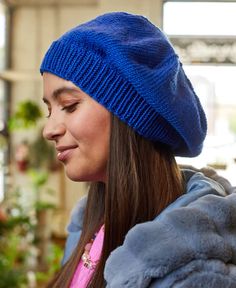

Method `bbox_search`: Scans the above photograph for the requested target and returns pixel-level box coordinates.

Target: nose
[43,117,66,141]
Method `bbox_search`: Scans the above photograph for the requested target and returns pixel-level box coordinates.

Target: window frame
[162,0,236,65]
[0,1,10,202]
[162,1,236,186]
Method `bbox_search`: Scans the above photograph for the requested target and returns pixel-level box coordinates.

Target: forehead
[43,72,75,91]
[43,72,82,101]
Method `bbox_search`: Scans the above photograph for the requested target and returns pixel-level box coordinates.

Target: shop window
[163,1,236,36]
[163,1,236,184]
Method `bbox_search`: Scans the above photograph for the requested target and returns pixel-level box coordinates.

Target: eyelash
[61,103,79,113]
[46,103,79,118]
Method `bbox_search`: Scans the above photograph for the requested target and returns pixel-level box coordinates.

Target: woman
[40,12,236,288]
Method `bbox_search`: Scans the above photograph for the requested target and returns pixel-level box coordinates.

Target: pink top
[70,225,105,288]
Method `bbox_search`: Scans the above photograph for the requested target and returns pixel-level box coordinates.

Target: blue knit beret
[40,12,207,157]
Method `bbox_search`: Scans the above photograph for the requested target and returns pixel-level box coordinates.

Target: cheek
[68,110,110,150]
[85,114,110,152]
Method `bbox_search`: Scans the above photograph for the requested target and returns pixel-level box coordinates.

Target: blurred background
[0,0,236,287]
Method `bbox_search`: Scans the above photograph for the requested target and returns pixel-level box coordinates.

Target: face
[42,73,110,183]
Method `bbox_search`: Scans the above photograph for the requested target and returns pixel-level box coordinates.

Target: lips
[56,145,77,162]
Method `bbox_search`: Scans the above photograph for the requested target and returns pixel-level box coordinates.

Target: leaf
[8,100,42,130]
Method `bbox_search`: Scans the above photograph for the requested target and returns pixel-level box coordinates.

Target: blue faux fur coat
[62,169,236,287]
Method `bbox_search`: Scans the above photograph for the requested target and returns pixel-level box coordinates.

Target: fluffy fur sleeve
[61,196,87,265]
[104,193,236,287]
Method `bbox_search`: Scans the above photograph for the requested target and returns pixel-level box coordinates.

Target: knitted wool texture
[40,12,207,157]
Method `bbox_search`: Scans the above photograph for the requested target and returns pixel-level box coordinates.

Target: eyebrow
[43,87,81,103]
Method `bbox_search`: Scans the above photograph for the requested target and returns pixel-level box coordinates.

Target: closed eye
[61,103,79,113]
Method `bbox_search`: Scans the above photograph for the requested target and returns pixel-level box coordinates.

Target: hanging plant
[8,100,42,130]
[29,132,60,171]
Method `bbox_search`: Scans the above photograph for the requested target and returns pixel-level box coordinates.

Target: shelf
[0,70,41,81]
[4,0,98,7]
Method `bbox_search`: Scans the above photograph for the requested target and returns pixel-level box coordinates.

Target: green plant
[8,100,42,130]
[2,99,63,287]
[0,202,32,288]
[29,133,58,171]
[0,232,28,287]
[35,243,63,286]
[0,184,63,288]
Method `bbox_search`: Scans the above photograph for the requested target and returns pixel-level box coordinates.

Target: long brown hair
[47,114,184,287]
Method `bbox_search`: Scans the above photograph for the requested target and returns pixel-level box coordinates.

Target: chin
[65,170,94,182]
[66,172,87,182]
[65,168,106,183]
